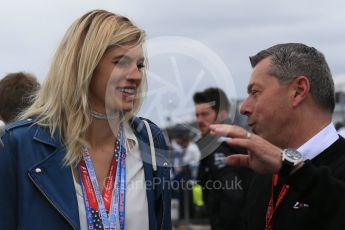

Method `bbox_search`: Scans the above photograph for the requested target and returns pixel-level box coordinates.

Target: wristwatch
[279,148,304,178]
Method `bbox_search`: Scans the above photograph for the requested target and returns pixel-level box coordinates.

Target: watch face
[285,148,302,160]
[283,148,303,164]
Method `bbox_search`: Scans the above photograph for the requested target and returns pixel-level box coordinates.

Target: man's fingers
[209,124,228,136]
[210,124,248,139]
[226,138,253,150]
[225,155,250,168]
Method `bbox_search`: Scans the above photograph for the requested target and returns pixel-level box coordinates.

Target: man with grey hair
[210,43,345,229]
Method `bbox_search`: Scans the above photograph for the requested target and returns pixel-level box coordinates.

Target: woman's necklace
[91,110,119,120]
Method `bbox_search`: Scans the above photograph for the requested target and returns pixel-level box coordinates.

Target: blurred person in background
[0,72,40,123]
[175,132,201,180]
[193,87,254,230]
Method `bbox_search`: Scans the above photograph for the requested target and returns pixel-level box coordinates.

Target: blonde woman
[0,10,171,230]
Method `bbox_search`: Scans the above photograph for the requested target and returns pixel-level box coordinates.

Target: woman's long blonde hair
[21,10,146,166]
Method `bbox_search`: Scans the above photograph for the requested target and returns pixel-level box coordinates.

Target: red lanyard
[265,174,290,230]
[79,157,117,212]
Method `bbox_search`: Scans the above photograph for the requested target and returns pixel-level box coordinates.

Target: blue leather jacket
[0,117,171,230]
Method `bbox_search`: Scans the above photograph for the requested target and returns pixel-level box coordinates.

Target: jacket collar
[33,125,61,148]
[27,143,80,229]
[29,126,79,229]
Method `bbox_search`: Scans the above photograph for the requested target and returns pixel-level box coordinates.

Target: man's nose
[240,97,252,116]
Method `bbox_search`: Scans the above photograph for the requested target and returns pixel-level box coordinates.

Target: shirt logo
[214,153,226,169]
[293,201,310,209]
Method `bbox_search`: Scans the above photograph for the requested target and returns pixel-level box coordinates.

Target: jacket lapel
[28,127,80,230]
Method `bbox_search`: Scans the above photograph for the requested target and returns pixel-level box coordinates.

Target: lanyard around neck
[78,123,126,230]
[265,174,290,230]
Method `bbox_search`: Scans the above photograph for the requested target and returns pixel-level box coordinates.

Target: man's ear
[217,110,229,122]
[290,76,310,108]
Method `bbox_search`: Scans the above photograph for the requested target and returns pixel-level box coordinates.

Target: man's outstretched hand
[210,124,283,174]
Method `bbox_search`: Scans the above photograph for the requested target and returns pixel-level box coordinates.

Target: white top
[182,141,201,166]
[297,123,339,160]
[73,122,149,230]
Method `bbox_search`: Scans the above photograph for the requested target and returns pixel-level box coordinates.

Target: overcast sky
[1,0,345,127]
